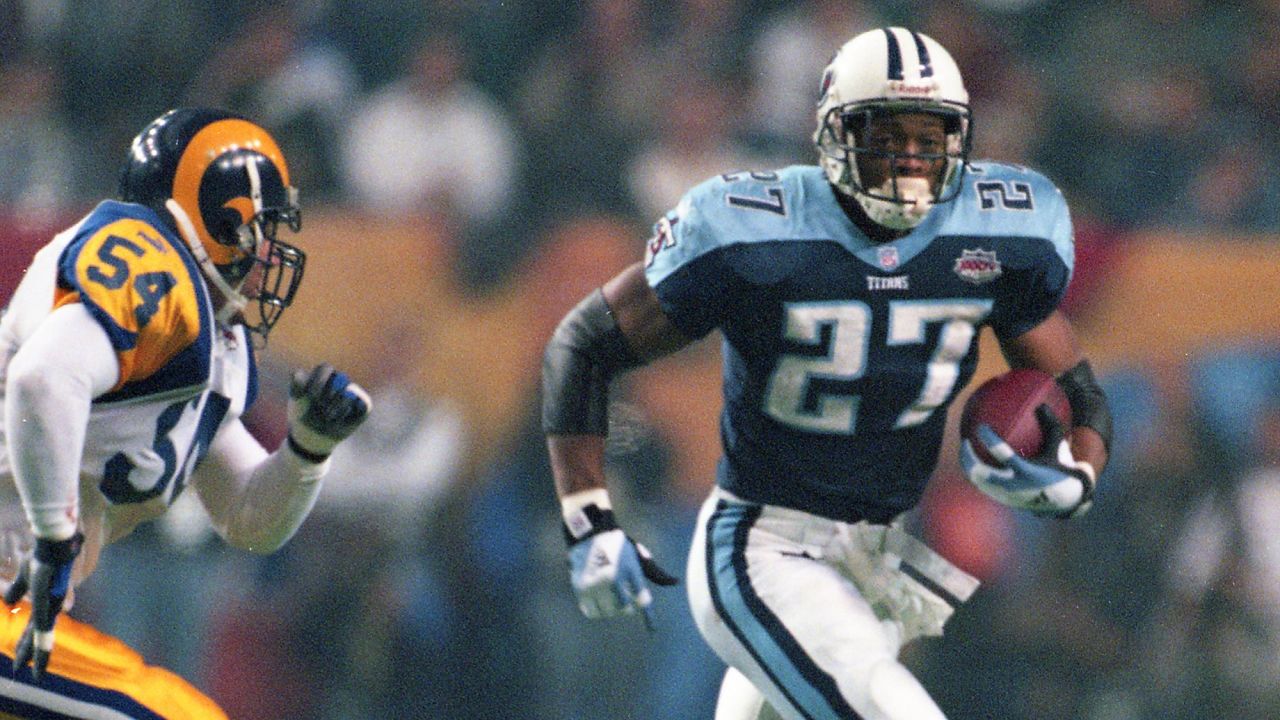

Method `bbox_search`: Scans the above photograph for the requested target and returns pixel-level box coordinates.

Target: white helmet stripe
[243,155,268,249]
[246,154,265,215]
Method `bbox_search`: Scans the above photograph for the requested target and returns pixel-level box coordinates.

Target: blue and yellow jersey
[0,202,258,718]
[0,602,227,718]
[0,200,258,512]
[644,163,1073,522]
[54,201,215,402]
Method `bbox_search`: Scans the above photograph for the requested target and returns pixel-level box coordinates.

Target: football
[959,368,1072,465]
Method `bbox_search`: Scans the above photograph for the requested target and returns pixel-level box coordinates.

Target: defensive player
[0,108,370,718]
[542,28,1113,719]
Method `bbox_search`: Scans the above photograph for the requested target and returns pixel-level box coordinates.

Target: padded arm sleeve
[6,303,119,540]
[194,419,329,554]
[541,289,644,435]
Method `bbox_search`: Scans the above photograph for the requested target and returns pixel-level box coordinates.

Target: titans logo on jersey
[644,164,1073,522]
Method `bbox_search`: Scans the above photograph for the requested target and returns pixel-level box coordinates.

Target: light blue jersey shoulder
[946,161,1075,273]
[644,162,1075,286]
[644,166,856,286]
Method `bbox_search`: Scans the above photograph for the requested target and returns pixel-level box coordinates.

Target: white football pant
[687,488,978,720]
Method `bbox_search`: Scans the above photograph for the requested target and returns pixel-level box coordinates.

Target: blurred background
[3,0,1280,717]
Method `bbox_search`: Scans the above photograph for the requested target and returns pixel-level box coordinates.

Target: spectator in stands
[1164,136,1280,234]
[514,0,658,225]
[0,58,79,218]
[1037,0,1248,228]
[340,27,521,290]
[1139,347,1280,718]
[185,5,360,203]
[340,29,517,230]
[743,0,883,160]
[627,71,768,222]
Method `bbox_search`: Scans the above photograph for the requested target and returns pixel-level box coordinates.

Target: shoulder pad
[645,166,840,285]
[57,209,210,388]
[946,162,1074,271]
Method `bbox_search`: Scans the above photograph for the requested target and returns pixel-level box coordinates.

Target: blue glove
[3,533,83,681]
[287,364,371,461]
[564,504,678,628]
[960,405,1096,519]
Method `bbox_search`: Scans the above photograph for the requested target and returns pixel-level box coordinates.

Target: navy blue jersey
[643,163,1074,522]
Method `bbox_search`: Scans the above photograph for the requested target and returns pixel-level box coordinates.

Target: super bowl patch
[953,248,1002,284]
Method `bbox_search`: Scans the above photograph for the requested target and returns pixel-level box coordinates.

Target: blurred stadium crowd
[4,0,1280,718]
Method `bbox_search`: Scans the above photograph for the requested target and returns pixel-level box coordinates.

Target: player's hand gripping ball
[959,368,1072,466]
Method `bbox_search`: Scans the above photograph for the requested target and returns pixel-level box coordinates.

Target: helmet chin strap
[164,198,249,326]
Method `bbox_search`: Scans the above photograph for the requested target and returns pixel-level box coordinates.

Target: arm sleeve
[193,418,330,554]
[6,303,119,540]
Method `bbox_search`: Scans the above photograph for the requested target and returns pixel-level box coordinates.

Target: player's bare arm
[546,261,690,497]
[542,261,687,623]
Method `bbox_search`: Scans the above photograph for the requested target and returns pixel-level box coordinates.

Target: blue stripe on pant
[704,501,864,720]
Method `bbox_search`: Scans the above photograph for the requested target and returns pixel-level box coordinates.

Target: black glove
[4,532,84,681]
[286,364,371,461]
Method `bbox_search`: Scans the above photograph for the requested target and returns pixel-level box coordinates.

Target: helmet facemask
[817,99,971,230]
[223,161,306,339]
[813,28,973,231]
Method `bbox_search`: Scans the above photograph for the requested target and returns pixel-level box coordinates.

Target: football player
[0,108,370,718]
[542,27,1112,719]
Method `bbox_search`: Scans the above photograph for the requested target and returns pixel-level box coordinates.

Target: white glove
[287,364,371,460]
[960,406,1096,519]
[563,498,677,627]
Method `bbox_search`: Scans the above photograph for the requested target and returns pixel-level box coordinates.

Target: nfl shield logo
[878,246,899,270]
[954,249,1003,284]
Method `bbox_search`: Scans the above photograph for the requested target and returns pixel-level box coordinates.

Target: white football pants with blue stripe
[687,488,979,720]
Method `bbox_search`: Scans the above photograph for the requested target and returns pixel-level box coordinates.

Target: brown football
[959,368,1072,466]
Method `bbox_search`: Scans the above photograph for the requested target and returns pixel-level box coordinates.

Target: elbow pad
[541,289,643,435]
[1056,360,1113,453]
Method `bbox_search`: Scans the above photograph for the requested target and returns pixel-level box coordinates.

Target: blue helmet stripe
[910,30,934,77]
[882,28,903,80]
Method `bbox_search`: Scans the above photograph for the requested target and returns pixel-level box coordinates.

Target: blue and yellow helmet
[118,108,305,337]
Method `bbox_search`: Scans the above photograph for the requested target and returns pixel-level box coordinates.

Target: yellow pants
[0,602,227,719]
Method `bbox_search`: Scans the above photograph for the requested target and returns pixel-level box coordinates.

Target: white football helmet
[814,27,971,230]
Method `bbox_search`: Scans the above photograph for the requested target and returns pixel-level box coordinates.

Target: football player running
[0,108,370,718]
[542,28,1112,719]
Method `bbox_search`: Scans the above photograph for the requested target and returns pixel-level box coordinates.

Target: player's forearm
[547,434,609,498]
[197,420,328,553]
[211,447,327,553]
[541,286,642,504]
